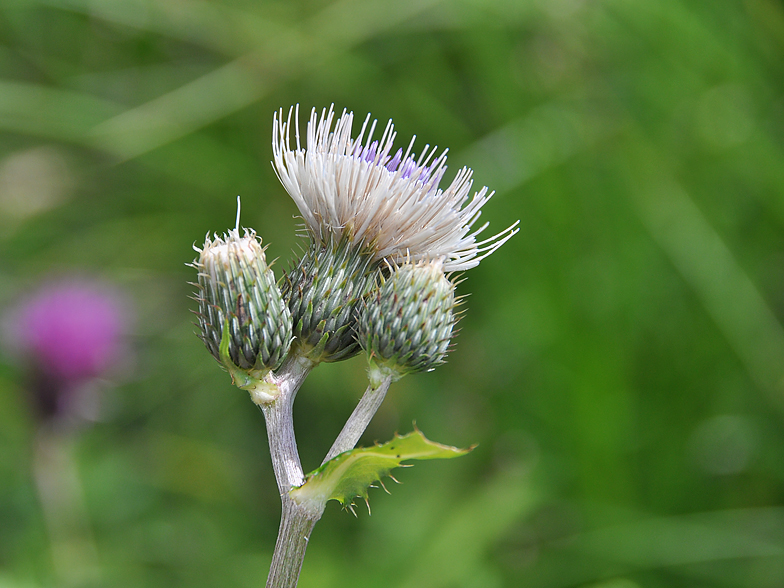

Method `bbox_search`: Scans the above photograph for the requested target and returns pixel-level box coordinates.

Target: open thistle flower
[358,258,457,383]
[192,228,291,403]
[3,278,128,421]
[272,105,519,272]
[6,280,126,383]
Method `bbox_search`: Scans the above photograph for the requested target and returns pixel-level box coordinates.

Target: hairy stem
[264,494,320,588]
[261,359,393,587]
[322,374,393,464]
[262,354,319,588]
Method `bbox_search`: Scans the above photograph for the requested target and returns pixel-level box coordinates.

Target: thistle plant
[192,105,518,588]
[4,279,129,586]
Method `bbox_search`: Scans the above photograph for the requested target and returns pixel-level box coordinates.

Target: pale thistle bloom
[272,105,519,271]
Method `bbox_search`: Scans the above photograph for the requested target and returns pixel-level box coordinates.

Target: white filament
[272,105,519,271]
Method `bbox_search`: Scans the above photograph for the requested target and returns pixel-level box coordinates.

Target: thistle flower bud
[283,238,376,363]
[192,228,291,401]
[358,259,456,381]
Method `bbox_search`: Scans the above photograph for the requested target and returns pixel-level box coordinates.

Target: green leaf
[290,430,472,514]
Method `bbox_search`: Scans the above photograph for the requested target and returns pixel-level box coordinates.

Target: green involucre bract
[358,259,456,377]
[193,228,292,375]
[283,238,377,363]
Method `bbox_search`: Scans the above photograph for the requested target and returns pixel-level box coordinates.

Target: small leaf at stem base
[290,429,472,513]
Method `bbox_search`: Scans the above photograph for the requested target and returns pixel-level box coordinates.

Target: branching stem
[323,374,393,464]
[261,355,394,588]
[262,354,317,588]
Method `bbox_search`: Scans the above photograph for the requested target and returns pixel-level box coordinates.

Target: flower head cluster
[272,105,518,271]
[194,105,518,393]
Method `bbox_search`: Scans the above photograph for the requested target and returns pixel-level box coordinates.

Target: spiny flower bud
[283,238,376,363]
[192,228,291,401]
[358,259,456,381]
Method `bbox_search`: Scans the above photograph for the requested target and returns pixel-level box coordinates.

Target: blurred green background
[2,0,784,587]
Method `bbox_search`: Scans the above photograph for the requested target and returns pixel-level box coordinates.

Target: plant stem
[322,374,393,464]
[262,354,320,588]
[265,499,320,588]
[33,426,101,587]
[263,359,309,493]
[261,358,393,587]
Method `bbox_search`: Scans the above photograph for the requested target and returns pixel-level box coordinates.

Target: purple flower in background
[3,279,128,420]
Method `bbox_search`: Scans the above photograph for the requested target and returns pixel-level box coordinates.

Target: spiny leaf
[290,429,472,514]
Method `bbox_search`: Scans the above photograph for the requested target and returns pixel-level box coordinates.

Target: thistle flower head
[272,105,519,271]
[358,258,457,380]
[4,280,126,383]
[3,278,128,421]
[192,227,291,382]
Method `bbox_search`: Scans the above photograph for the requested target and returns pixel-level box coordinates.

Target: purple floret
[361,140,379,163]
[386,148,403,172]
